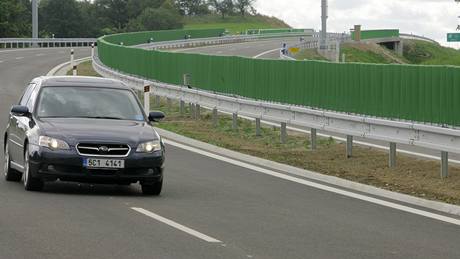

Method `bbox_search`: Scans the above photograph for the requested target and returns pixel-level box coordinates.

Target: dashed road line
[131,207,222,243]
[15,57,24,60]
[252,48,280,58]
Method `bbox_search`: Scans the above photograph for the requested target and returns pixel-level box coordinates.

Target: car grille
[76,143,130,157]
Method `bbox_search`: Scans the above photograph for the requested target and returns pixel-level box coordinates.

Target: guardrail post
[280,122,287,144]
[180,100,185,115]
[167,98,172,110]
[212,108,218,127]
[73,65,77,76]
[191,104,196,119]
[255,118,261,136]
[346,135,353,158]
[70,48,74,74]
[389,142,397,168]
[195,104,200,119]
[232,113,238,130]
[310,128,317,150]
[143,85,150,114]
[335,41,340,63]
[91,43,95,57]
[441,151,449,179]
[155,95,161,107]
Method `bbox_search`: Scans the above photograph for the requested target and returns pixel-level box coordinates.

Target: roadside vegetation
[1,0,285,38]
[403,40,460,66]
[294,40,460,66]
[71,62,460,205]
[184,14,290,34]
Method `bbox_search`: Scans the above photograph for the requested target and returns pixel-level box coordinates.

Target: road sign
[289,47,300,54]
[447,33,460,42]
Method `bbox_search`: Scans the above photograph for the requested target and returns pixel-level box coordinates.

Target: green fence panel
[351,29,400,40]
[98,29,460,127]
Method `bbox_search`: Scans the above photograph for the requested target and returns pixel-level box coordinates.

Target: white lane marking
[35,53,45,56]
[252,48,280,58]
[164,139,460,226]
[15,57,24,60]
[216,51,223,54]
[0,60,3,63]
[131,207,222,243]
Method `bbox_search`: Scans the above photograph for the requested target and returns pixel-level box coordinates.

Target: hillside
[183,14,291,34]
[403,40,460,66]
[293,40,460,66]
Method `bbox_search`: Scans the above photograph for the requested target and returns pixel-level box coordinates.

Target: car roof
[34,76,128,89]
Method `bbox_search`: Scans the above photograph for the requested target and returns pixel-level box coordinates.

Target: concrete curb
[46,56,91,76]
[155,127,460,217]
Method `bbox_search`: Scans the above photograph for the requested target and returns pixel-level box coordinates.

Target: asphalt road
[1,47,460,259]
[171,37,303,59]
[169,37,460,161]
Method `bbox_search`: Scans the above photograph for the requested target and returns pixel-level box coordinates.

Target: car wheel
[4,142,22,182]
[141,180,162,196]
[23,145,43,191]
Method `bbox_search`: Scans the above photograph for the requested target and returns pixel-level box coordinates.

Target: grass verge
[184,14,290,35]
[74,62,460,206]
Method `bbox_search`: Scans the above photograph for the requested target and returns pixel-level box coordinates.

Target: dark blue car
[3,76,165,195]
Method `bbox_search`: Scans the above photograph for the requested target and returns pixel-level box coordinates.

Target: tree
[234,0,254,16]
[127,0,163,19]
[40,0,83,37]
[0,0,30,37]
[127,6,183,31]
[94,0,129,31]
[209,0,234,18]
[176,0,209,16]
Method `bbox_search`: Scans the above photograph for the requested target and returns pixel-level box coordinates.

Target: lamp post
[320,0,328,49]
[32,0,38,41]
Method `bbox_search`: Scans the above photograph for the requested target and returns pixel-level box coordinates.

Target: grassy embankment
[72,60,460,205]
[295,39,460,65]
[183,14,290,35]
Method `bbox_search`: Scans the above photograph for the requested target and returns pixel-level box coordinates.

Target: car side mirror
[11,105,30,117]
[148,111,165,122]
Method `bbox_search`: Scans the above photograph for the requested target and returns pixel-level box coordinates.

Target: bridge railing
[0,38,97,48]
[400,33,439,45]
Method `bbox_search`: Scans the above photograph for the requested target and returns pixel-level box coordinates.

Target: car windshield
[36,86,145,121]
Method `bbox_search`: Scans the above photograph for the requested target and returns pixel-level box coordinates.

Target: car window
[26,84,39,112]
[36,86,145,121]
[19,83,36,106]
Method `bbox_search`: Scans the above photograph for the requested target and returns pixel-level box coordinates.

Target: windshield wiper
[78,116,124,120]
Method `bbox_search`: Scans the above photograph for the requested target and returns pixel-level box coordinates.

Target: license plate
[83,158,125,169]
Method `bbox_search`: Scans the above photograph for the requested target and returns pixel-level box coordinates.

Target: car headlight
[39,136,70,150]
[136,140,162,153]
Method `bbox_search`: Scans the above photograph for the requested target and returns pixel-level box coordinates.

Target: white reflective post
[144,85,150,114]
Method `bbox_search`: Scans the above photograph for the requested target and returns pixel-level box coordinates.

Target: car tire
[4,142,22,182]
[23,145,43,191]
[141,180,162,196]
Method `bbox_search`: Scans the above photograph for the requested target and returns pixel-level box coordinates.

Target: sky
[254,0,460,46]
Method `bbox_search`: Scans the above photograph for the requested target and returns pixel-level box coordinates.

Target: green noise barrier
[98,29,460,127]
[351,29,400,40]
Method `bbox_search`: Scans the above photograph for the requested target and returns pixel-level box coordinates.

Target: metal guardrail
[400,33,439,45]
[0,38,97,48]
[135,32,318,50]
[93,52,460,178]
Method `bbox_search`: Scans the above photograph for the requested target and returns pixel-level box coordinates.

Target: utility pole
[32,0,38,40]
[320,0,328,49]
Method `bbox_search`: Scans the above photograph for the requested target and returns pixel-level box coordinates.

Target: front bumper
[28,145,164,184]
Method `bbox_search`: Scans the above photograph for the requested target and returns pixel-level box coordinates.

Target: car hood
[37,118,159,146]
